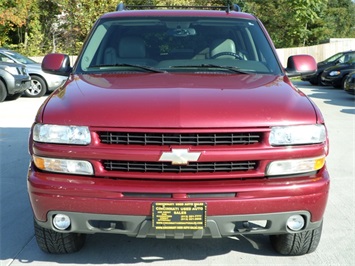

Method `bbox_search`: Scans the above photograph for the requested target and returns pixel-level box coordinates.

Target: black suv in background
[301,50,355,85]
[321,53,355,89]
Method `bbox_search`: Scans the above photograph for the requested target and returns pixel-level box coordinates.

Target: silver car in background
[0,48,67,97]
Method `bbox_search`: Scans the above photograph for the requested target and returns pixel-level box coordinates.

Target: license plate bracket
[152,202,206,230]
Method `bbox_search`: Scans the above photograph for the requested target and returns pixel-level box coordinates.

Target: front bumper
[301,73,316,82]
[4,74,31,95]
[35,210,322,238]
[321,75,341,87]
[28,163,330,237]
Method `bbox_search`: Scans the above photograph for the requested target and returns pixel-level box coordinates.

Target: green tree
[51,0,118,54]
[0,0,30,47]
[322,0,355,39]
[242,0,355,48]
[38,0,62,53]
[242,0,327,48]
[0,0,43,55]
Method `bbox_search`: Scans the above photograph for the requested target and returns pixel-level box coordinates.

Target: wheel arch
[0,77,8,102]
[0,76,8,92]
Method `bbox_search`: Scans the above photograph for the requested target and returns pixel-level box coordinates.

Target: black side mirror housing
[42,53,72,76]
[285,54,317,77]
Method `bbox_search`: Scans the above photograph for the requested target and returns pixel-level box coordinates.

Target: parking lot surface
[1,81,354,265]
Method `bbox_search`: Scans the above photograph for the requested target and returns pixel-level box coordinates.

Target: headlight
[266,156,325,176]
[33,155,93,175]
[269,125,326,146]
[4,66,20,75]
[33,124,91,145]
[329,71,341,76]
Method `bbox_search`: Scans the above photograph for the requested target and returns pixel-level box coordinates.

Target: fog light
[287,215,305,231]
[53,214,71,230]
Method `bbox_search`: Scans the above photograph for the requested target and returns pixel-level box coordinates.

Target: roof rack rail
[115,1,241,13]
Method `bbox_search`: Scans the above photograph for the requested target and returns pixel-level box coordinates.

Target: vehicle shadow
[15,233,278,265]
[0,127,35,262]
[293,81,355,114]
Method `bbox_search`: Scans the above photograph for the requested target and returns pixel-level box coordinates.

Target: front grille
[99,132,261,146]
[103,160,257,173]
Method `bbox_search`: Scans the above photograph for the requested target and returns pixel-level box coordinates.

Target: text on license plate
[152,202,207,230]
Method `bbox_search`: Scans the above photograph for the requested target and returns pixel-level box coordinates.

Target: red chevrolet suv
[28,3,330,256]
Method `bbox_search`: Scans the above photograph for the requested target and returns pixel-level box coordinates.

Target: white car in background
[0,48,67,97]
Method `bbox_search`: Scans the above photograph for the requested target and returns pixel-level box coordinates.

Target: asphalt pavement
[0,81,354,265]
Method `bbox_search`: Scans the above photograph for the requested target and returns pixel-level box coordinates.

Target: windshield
[77,17,282,75]
[2,50,37,64]
[323,53,343,63]
[324,52,355,64]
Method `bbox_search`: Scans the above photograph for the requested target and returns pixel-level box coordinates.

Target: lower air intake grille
[103,161,257,173]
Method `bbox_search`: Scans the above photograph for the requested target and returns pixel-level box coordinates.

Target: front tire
[34,220,86,254]
[341,75,348,90]
[309,80,317,85]
[270,221,323,256]
[24,76,47,97]
[317,74,324,86]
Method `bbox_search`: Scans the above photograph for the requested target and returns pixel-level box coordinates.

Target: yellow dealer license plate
[152,202,207,230]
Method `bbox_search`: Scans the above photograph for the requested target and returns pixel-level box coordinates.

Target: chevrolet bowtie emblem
[159,149,201,165]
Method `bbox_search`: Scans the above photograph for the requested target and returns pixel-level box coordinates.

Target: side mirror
[42,53,72,76]
[285,54,317,77]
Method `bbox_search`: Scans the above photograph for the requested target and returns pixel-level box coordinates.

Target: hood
[26,63,41,68]
[317,61,335,71]
[23,62,44,74]
[0,61,25,68]
[38,73,317,128]
[324,63,355,72]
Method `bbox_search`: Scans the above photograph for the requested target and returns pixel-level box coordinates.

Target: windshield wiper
[170,64,251,74]
[90,63,166,73]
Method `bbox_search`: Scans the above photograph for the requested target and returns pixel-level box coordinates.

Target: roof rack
[116,1,241,13]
